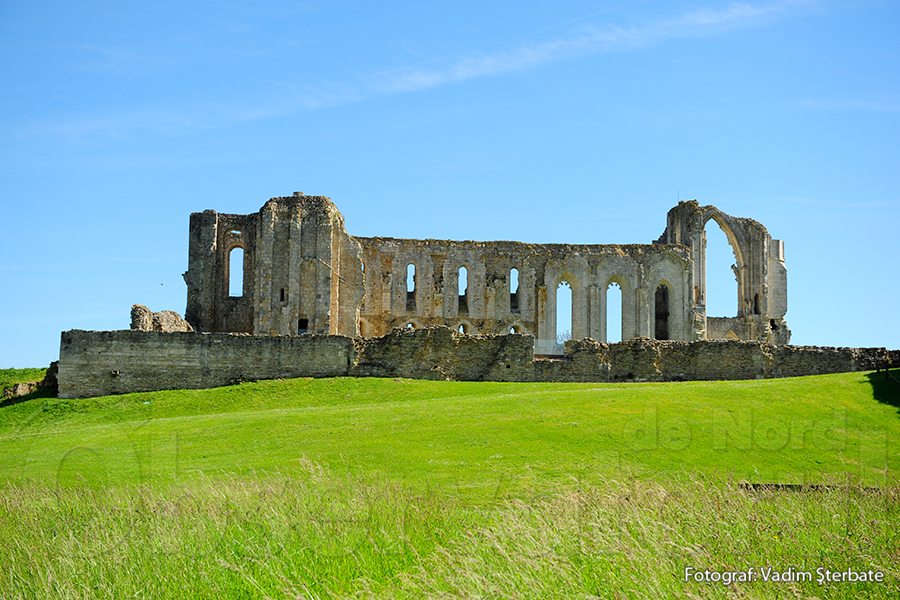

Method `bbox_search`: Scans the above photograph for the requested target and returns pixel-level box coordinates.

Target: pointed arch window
[228,247,244,297]
[509,268,520,314]
[406,264,416,312]
[655,285,670,340]
[458,266,468,314]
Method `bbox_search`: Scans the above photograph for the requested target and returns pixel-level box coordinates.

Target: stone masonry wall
[58,327,891,398]
[351,327,534,381]
[58,330,354,399]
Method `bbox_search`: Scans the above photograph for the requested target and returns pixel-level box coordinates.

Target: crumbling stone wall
[1,362,58,402]
[182,194,788,347]
[656,201,790,343]
[131,304,194,332]
[183,193,363,338]
[356,237,692,345]
[351,326,534,381]
[539,338,888,383]
[58,327,889,398]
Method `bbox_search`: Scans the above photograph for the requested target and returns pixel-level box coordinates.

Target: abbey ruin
[183,193,790,346]
[59,192,894,400]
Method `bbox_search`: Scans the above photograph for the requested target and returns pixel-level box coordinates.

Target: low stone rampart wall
[58,330,354,398]
[351,327,534,381]
[544,338,888,383]
[57,327,891,398]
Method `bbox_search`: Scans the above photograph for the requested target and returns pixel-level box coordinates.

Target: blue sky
[1,0,897,368]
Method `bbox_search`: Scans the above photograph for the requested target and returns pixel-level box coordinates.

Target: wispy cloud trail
[13,1,813,141]
[373,1,802,94]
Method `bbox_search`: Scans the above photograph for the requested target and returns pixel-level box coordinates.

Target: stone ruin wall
[181,194,790,349]
[57,327,889,399]
[656,202,790,344]
[131,304,194,333]
[58,329,353,399]
[356,236,694,346]
[183,194,364,339]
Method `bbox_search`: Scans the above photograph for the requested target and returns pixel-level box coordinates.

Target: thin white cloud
[374,1,804,94]
[11,1,815,141]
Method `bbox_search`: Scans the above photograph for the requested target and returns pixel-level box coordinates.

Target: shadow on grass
[0,387,56,409]
[864,369,900,412]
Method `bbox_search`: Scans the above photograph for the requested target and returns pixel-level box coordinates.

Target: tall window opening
[753,293,760,315]
[509,268,519,313]
[298,318,309,334]
[655,285,670,340]
[556,281,572,344]
[228,247,244,297]
[705,221,738,317]
[606,281,622,343]
[458,266,468,314]
[406,263,416,312]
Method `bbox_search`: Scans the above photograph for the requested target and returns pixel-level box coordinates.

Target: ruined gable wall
[656,200,789,343]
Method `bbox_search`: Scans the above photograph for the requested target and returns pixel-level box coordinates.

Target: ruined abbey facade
[181,193,790,347]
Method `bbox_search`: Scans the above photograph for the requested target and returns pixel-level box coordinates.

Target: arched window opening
[406,322,415,329]
[655,285,670,340]
[406,263,416,312]
[753,293,760,315]
[705,220,738,317]
[228,247,244,297]
[509,268,520,313]
[458,323,469,334]
[510,327,517,334]
[606,281,623,343]
[458,266,468,314]
[556,281,572,345]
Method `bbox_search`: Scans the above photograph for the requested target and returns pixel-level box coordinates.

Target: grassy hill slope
[1,371,898,598]
[2,371,898,494]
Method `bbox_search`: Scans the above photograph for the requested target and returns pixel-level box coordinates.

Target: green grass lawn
[0,367,47,390]
[1,370,898,598]
[2,372,898,494]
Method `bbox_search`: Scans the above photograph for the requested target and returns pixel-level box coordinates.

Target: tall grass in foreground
[1,462,897,599]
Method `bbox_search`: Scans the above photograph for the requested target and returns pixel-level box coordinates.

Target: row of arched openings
[227,219,745,337]
[403,321,523,335]
[555,281,672,342]
[555,280,624,343]
[406,264,521,315]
